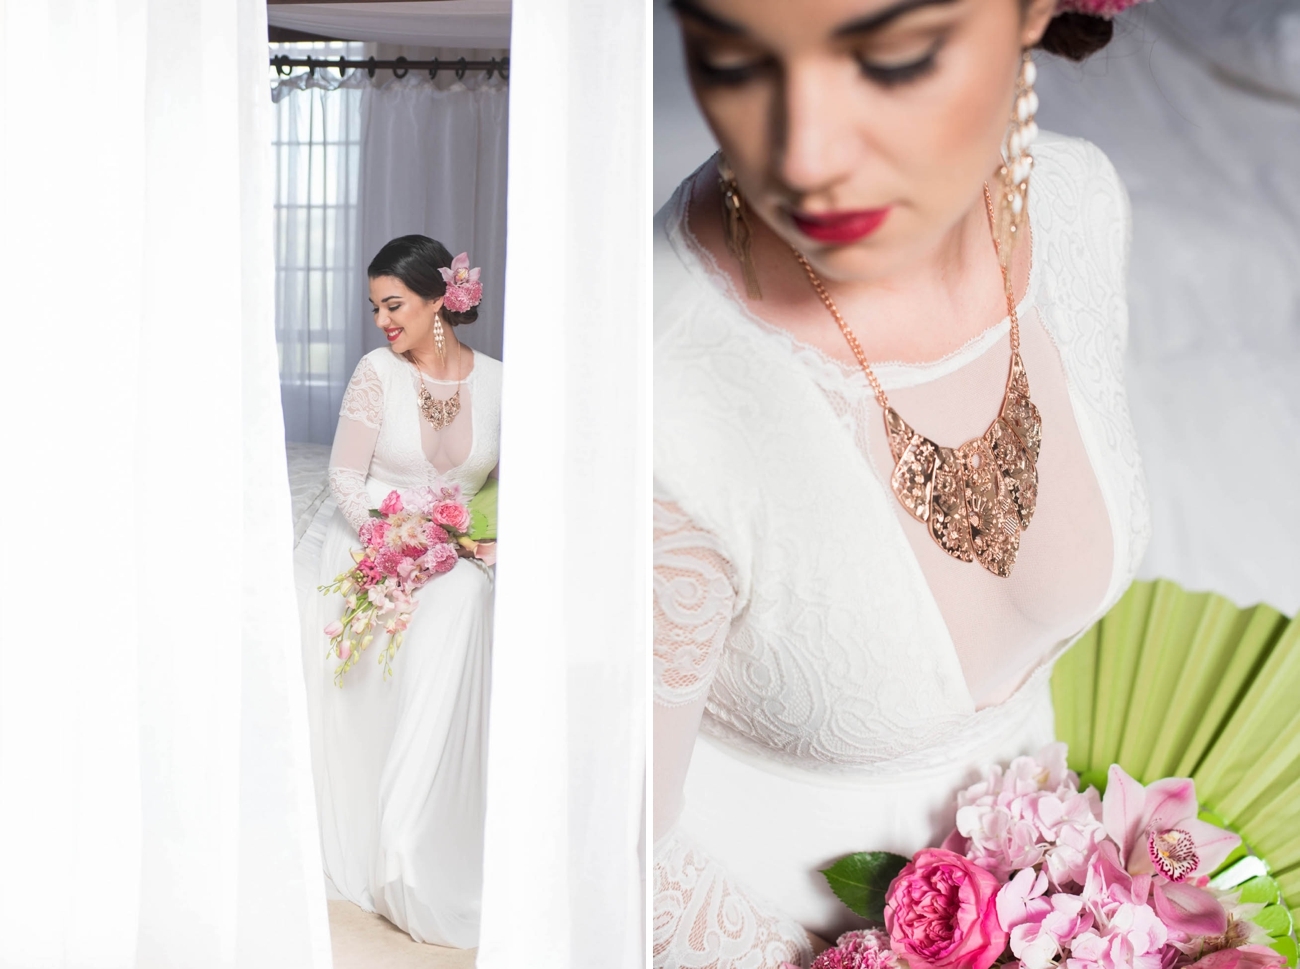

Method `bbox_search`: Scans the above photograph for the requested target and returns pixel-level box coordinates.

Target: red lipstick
[790,207,890,245]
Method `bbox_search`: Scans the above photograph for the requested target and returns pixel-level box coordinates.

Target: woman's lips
[384,327,403,343]
[789,207,890,245]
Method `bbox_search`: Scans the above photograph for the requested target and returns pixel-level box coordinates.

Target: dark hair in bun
[1036,12,1114,61]
[367,234,479,327]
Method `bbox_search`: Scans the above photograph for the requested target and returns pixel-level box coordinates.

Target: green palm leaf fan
[1052,579,1300,965]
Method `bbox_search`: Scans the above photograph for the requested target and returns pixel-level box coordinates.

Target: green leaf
[1238,876,1281,906]
[368,508,384,518]
[1268,934,1296,967]
[1253,903,1293,938]
[1079,769,1109,794]
[820,851,909,922]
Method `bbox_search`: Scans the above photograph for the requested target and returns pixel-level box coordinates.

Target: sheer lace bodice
[328,346,501,532]
[652,133,1150,967]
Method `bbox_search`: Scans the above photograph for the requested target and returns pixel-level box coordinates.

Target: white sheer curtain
[273,58,508,443]
[478,0,648,965]
[273,60,365,446]
[0,3,330,967]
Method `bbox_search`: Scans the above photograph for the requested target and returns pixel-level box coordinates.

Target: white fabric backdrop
[478,0,648,964]
[267,1,510,49]
[272,63,508,443]
[0,2,331,967]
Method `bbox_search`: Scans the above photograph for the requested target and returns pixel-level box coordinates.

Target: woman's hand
[808,930,831,956]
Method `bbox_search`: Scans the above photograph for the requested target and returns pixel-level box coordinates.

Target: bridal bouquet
[803,744,1294,969]
[319,482,495,686]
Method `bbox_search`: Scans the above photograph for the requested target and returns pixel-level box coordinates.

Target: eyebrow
[669,0,959,37]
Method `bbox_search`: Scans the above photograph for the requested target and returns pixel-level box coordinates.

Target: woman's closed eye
[688,47,772,87]
[854,42,942,87]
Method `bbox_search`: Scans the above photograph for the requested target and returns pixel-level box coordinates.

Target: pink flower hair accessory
[439,252,482,313]
[1054,0,1151,17]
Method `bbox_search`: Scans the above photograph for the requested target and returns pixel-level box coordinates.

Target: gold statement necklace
[793,185,1041,578]
[413,344,464,431]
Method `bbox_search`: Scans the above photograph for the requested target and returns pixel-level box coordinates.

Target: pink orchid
[323,619,343,638]
[1185,946,1287,969]
[1102,765,1240,884]
[438,252,483,312]
[1085,839,1226,940]
[337,641,351,661]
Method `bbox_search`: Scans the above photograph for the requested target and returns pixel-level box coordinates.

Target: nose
[774,61,856,198]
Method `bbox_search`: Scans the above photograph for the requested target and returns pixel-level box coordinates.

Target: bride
[304,234,501,947]
[654,0,1149,965]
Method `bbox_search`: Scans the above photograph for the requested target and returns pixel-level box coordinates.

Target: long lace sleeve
[329,357,383,533]
[653,498,813,969]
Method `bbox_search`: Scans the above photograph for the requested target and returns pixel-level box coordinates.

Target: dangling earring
[994,52,1038,269]
[717,154,763,300]
[433,312,446,360]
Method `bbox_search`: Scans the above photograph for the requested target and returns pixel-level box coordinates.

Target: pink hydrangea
[950,744,1106,887]
[998,869,1094,969]
[379,490,404,515]
[813,929,897,969]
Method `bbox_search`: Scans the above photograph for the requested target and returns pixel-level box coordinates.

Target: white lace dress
[653,133,1151,967]
[301,344,501,948]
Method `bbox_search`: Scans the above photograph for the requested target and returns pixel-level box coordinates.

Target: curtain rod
[271,54,508,80]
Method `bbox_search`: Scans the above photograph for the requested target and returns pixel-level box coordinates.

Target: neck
[407,330,464,378]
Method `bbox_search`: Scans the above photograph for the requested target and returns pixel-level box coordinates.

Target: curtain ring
[485,58,496,80]
[274,54,292,77]
[429,57,440,79]
[498,56,509,81]
[393,56,409,79]
[306,55,316,77]
[337,56,348,78]
[455,56,467,80]
[366,55,377,78]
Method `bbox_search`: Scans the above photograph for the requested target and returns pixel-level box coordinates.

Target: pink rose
[432,500,471,533]
[814,929,898,969]
[885,848,1008,969]
[379,490,404,516]
[426,542,458,573]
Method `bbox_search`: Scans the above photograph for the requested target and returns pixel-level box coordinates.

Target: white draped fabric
[477,0,648,965]
[273,64,508,444]
[267,2,510,50]
[0,2,330,968]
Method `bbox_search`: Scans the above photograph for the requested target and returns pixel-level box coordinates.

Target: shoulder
[1032,131,1132,271]
[470,349,502,390]
[357,346,400,381]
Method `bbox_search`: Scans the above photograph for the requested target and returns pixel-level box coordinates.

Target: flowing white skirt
[679,672,1057,941]
[300,503,492,948]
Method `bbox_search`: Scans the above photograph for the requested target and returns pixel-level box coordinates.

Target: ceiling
[266,1,510,48]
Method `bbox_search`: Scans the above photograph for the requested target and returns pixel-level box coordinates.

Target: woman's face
[677,0,1055,282]
[369,275,444,355]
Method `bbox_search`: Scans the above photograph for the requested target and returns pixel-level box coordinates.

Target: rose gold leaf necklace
[792,184,1041,577]
[412,343,464,431]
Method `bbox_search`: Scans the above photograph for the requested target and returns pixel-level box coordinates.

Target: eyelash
[855,49,940,87]
[691,42,943,90]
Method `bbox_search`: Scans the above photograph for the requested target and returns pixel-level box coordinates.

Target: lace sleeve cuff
[328,467,372,533]
[654,499,738,708]
[654,827,813,969]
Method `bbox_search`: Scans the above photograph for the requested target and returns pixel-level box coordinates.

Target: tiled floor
[328,900,476,968]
